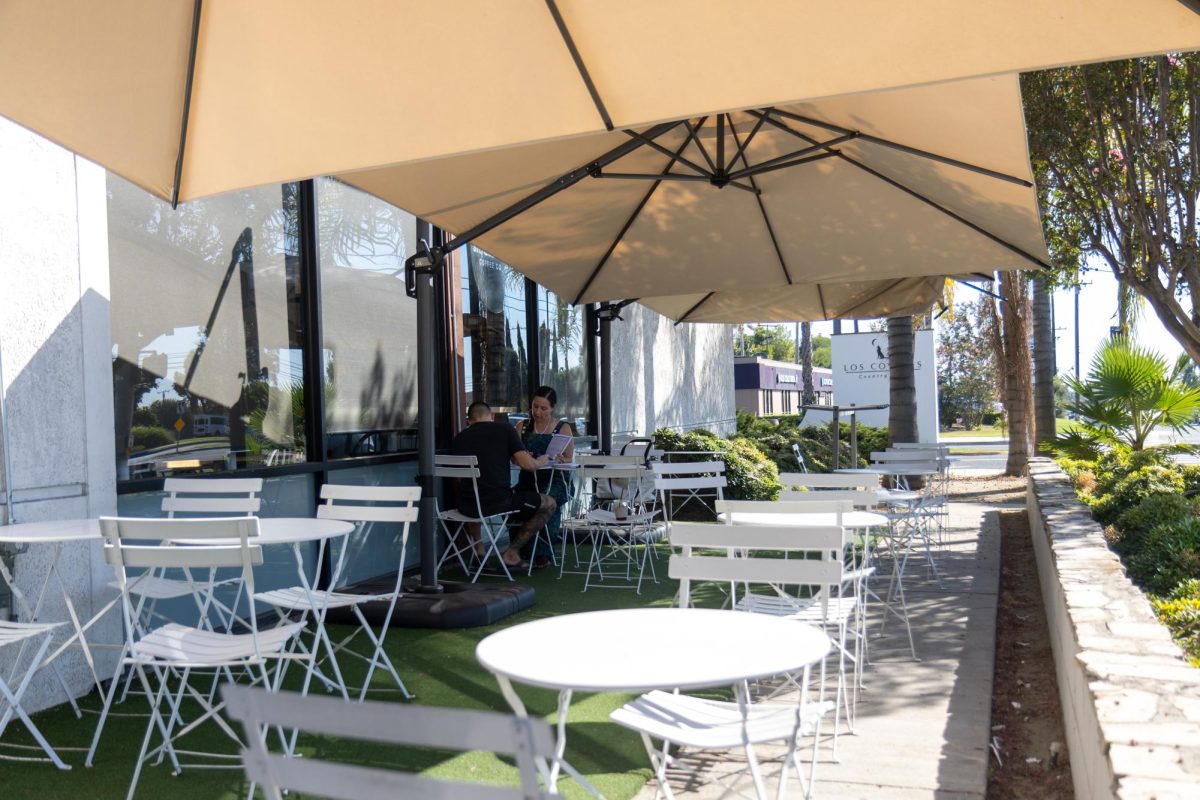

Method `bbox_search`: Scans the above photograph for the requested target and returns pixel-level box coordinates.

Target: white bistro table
[476,607,831,794]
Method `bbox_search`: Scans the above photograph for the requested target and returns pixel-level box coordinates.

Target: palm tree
[1051,337,1200,458]
[887,316,918,445]
[1031,275,1057,453]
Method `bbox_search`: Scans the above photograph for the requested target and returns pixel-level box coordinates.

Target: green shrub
[1152,579,1200,666]
[131,426,173,452]
[1128,518,1200,595]
[1113,494,1200,554]
[1055,456,1097,481]
[653,428,781,501]
[1090,465,1186,525]
[733,412,887,473]
[1182,464,1200,496]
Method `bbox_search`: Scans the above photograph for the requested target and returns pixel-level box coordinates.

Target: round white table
[476,608,831,792]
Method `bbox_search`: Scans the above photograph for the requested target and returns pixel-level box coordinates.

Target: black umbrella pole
[415,237,442,593]
[599,312,613,455]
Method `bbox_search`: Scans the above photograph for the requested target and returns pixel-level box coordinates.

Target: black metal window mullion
[297,180,326,486]
[584,303,599,440]
[525,278,540,405]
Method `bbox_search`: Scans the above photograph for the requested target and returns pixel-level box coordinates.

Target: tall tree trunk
[997,272,1034,475]
[1031,275,1057,454]
[887,316,918,445]
[800,322,816,405]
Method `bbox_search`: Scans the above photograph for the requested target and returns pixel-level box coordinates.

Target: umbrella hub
[709,170,731,189]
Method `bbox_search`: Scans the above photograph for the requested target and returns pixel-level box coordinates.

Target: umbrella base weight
[327,578,535,629]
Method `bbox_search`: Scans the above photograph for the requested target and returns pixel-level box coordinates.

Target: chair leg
[0,634,71,770]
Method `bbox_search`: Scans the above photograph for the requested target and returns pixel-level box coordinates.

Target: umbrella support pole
[408,227,445,595]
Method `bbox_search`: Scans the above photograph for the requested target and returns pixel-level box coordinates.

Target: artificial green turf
[0,545,719,799]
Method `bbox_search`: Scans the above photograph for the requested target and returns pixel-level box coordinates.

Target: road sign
[174,418,185,433]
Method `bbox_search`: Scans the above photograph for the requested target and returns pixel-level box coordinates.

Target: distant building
[734,356,834,416]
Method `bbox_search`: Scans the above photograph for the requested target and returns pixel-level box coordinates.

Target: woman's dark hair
[532,385,558,407]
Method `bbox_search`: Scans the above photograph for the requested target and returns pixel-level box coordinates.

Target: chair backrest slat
[434,466,481,479]
[320,485,422,503]
[651,461,725,476]
[654,475,727,491]
[716,499,853,516]
[779,472,879,489]
[778,489,879,508]
[575,454,645,466]
[223,685,554,800]
[671,521,843,551]
[100,517,262,570]
[669,553,843,585]
[578,466,646,480]
[162,477,263,495]
[318,504,419,524]
[162,496,261,515]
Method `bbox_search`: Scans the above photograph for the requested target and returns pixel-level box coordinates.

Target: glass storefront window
[109,177,307,480]
[317,178,419,459]
[536,286,587,434]
[460,246,528,420]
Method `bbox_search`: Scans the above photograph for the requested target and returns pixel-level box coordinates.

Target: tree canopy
[1023,56,1200,362]
[937,299,998,430]
[736,324,831,367]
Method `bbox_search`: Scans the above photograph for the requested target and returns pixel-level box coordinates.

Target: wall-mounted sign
[776,374,797,384]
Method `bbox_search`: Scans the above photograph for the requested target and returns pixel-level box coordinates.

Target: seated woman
[514,385,574,569]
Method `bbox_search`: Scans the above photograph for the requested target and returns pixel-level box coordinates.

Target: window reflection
[461,246,528,417]
[317,179,419,459]
[536,286,587,434]
[109,177,306,479]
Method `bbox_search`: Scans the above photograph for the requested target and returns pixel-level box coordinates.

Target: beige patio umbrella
[343,74,1049,303]
[3,0,1200,206]
[639,275,950,324]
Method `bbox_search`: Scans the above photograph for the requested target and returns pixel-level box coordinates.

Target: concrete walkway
[634,492,1006,799]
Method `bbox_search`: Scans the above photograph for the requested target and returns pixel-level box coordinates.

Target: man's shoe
[533,555,552,570]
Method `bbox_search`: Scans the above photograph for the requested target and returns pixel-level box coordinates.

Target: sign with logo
[776,374,797,384]
[828,331,939,442]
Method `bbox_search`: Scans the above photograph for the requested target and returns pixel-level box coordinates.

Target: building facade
[734,356,834,417]
[0,119,735,710]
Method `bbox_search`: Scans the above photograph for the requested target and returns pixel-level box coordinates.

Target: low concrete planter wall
[1027,457,1200,800]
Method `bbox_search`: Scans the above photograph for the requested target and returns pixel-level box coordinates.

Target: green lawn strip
[2,545,688,799]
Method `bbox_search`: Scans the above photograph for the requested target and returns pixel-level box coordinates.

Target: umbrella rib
[956,278,1007,302]
[596,171,709,182]
[817,284,829,319]
[445,120,683,254]
[728,119,793,285]
[841,279,908,319]
[727,134,857,181]
[731,150,840,180]
[571,126,701,305]
[685,119,718,174]
[624,130,713,177]
[767,107,1033,188]
[727,112,767,173]
[676,292,716,325]
[1177,0,1200,17]
[171,0,204,209]
[750,112,1052,270]
[544,0,613,130]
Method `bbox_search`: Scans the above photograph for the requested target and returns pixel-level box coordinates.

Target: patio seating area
[0,470,1007,800]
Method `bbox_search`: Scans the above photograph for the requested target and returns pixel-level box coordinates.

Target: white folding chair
[223,684,560,800]
[779,472,880,491]
[88,477,263,767]
[254,484,420,705]
[567,465,661,594]
[433,454,515,582]
[612,532,838,800]
[99,516,305,800]
[0,620,70,769]
[652,460,726,533]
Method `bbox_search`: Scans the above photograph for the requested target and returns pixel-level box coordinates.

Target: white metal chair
[652,460,726,533]
[0,620,70,769]
[254,484,420,705]
[434,454,516,582]
[99,516,305,800]
[223,684,559,800]
[566,464,661,594]
[611,528,838,800]
[779,472,880,491]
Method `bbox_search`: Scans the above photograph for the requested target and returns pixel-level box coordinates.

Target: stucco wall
[0,118,119,712]
[610,304,735,437]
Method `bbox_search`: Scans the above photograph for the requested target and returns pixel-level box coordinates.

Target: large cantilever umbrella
[4,1,1200,206]
[342,74,1051,301]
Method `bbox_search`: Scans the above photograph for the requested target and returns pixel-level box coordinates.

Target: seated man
[450,401,557,571]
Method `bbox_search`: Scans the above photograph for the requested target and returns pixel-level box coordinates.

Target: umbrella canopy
[640,276,949,324]
[3,1,1200,205]
[342,74,1049,303]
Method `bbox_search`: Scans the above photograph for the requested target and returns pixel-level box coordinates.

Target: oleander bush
[652,427,781,501]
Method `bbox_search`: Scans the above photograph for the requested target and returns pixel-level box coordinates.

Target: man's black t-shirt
[449,421,524,516]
